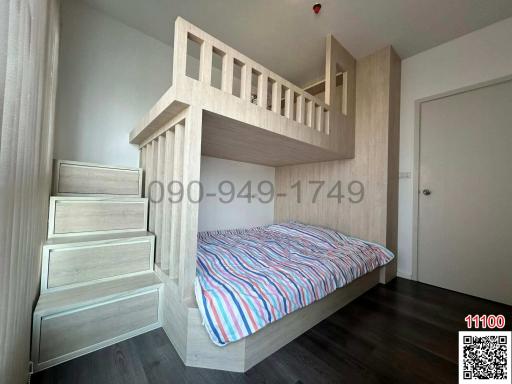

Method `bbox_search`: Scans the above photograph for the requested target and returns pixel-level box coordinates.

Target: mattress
[194,222,394,346]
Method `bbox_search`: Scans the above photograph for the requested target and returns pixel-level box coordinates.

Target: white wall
[55,0,171,167]
[55,0,275,231]
[198,157,275,232]
[398,17,512,278]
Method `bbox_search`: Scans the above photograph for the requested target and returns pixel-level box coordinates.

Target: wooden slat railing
[139,106,201,302]
[172,17,331,135]
[140,122,185,280]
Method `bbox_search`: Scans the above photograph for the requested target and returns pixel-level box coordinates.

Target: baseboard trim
[397,270,413,280]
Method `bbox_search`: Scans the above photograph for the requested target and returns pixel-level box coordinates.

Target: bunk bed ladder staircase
[31,160,162,372]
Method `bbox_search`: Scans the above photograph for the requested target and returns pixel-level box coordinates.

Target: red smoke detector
[313,3,321,14]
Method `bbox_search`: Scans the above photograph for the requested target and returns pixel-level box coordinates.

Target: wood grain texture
[44,237,153,290]
[386,48,401,255]
[160,266,382,372]
[201,110,342,166]
[48,197,148,237]
[159,130,175,272]
[325,34,356,150]
[148,140,159,234]
[129,89,188,145]
[153,137,166,265]
[243,269,379,370]
[34,272,162,316]
[0,1,59,383]
[38,290,159,363]
[130,18,355,165]
[53,160,143,197]
[169,124,184,279]
[177,107,202,301]
[275,47,401,256]
[31,272,163,372]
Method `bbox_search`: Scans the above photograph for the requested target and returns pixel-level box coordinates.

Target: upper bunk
[129,17,356,167]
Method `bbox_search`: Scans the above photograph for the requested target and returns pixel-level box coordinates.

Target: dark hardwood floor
[33,278,512,384]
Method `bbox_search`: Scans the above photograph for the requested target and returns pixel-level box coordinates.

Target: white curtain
[0,1,59,383]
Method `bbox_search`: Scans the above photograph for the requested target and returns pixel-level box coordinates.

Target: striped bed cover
[194,222,394,346]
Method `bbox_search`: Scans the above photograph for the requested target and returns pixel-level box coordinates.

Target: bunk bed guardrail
[173,17,332,134]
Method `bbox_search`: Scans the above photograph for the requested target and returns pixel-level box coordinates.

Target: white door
[418,78,512,305]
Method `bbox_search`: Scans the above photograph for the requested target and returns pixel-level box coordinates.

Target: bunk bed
[129,17,398,372]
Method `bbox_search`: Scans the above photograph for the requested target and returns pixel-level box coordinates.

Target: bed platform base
[156,265,392,372]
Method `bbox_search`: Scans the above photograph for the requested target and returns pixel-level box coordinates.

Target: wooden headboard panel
[275,47,401,259]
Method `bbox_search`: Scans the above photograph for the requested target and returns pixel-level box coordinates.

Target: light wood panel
[325,34,356,120]
[201,111,342,166]
[32,273,162,371]
[48,197,148,237]
[134,77,353,164]
[53,160,143,197]
[159,130,175,272]
[243,268,380,370]
[178,107,202,301]
[169,124,184,278]
[139,122,185,278]
[39,290,159,363]
[130,18,356,165]
[129,89,188,145]
[148,139,159,233]
[183,268,381,372]
[154,137,165,264]
[42,234,154,291]
[386,49,401,257]
[0,1,59,383]
[34,272,162,316]
[275,47,401,256]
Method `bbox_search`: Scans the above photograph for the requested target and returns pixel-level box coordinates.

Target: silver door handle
[422,189,431,196]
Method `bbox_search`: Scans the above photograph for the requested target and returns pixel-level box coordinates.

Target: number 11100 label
[465,314,506,329]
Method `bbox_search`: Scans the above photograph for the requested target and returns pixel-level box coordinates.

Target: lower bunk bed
[158,222,396,372]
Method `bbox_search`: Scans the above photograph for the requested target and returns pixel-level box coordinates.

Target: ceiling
[82,0,512,86]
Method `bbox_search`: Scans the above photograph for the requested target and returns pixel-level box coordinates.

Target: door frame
[411,74,512,281]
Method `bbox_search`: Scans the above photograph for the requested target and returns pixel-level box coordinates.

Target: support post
[221,53,234,94]
[172,17,188,85]
[199,41,212,85]
[178,106,203,301]
[168,125,184,279]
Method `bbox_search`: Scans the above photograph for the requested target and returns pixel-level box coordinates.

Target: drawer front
[56,162,142,196]
[46,240,152,289]
[38,290,159,363]
[51,199,147,236]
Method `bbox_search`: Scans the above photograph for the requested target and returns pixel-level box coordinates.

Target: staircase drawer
[54,160,143,197]
[37,289,159,365]
[42,236,154,291]
[48,197,148,237]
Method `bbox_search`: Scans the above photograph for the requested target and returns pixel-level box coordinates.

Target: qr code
[459,331,511,383]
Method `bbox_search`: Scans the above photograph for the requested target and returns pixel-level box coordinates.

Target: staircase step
[34,272,162,316]
[48,196,148,238]
[53,160,143,197]
[41,231,155,292]
[32,272,162,372]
